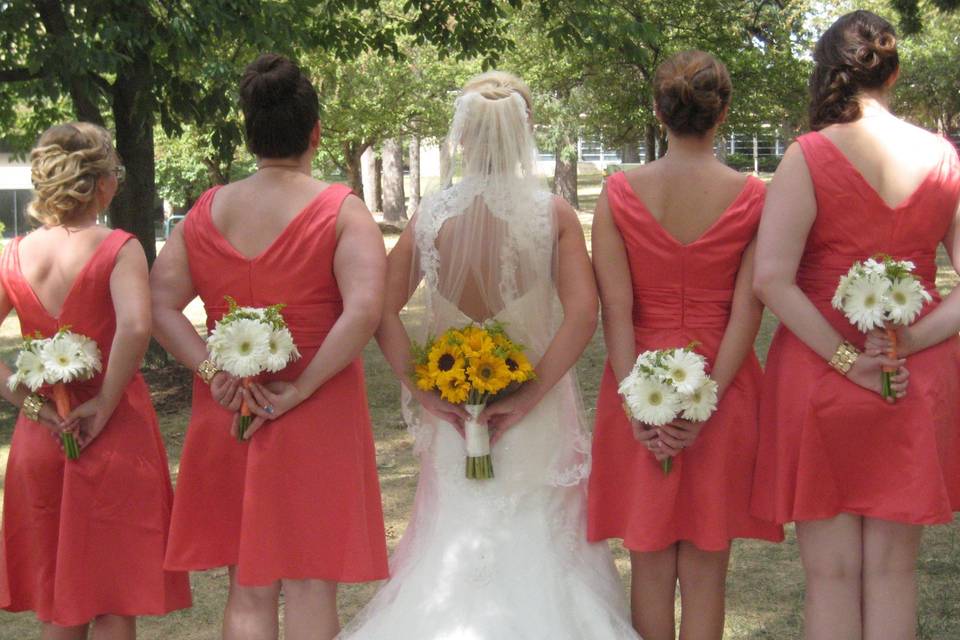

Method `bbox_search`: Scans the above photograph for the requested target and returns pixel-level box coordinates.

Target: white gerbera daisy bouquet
[832,255,932,401]
[618,345,718,474]
[207,296,300,440]
[8,328,103,459]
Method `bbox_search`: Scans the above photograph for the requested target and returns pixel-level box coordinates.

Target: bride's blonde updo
[29,122,118,226]
[461,71,533,119]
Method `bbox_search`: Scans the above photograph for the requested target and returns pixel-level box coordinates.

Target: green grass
[0,194,958,638]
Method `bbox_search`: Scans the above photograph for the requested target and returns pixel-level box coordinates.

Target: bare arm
[70,241,153,446]
[482,198,599,435]
[374,216,469,428]
[888,190,960,355]
[710,240,763,399]
[592,185,637,384]
[243,196,387,435]
[753,143,905,397]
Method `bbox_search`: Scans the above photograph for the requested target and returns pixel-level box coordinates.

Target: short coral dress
[164,183,388,585]
[752,132,960,525]
[0,229,191,625]
[588,171,784,551]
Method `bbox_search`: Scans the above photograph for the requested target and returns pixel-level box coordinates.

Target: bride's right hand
[414,389,469,436]
[846,351,909,401]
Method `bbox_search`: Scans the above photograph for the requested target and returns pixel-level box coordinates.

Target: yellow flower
[505,350,535,383]
[461,327,495,358]
[428,342,465,379]
[438,369,470,404]
[467,352,512,395]
[414,363,436,391]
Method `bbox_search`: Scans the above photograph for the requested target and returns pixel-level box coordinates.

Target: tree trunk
[554,132,579,209]
[621,141,642,163]
[644,122,657,164]
[344,143,365,195]
[109,52,157,264]
[408,136,421,215]
[657,127,668,159]
[361,146,380,212]
[716,135,728,163]
[381,137,406,222]
[375,156,383,212]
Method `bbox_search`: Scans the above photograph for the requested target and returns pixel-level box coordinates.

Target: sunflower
[438,369,470,404]
[428,342,465,379]
[467,352,512,395]
[460,327,495,358]
[504,350,535,382]
[414,363,436,391]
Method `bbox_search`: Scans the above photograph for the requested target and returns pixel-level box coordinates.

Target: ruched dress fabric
[164,184,388,585]
[0,229,191,625]
[588,171,784,551]
[752,132,960,526]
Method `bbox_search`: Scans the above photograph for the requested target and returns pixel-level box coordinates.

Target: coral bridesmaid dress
[164,183,388,585]
[0,229,191,626]
[752,132,960,525]
[588,171,783,551]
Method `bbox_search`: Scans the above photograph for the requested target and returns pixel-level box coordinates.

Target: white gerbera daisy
[41,337,86,383]
[832,273,852,310]
[623,377,680,426]
[863,258,886,276]
[843,274,890,332]
[211,318,271,378]
[264,327,300,372]
[661,349,707,394]
[886,277,932,326]
[77,335,103,373]
[13,349,48,391]
[680,378,719,422]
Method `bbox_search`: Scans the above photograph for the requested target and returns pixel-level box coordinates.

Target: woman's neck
[257,155,312,177]
[662,130,718,162]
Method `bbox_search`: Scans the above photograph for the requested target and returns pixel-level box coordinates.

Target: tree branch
[0,67,45,82]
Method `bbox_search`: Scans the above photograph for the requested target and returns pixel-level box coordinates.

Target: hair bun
[809,10,899,130]
[654,51,731,137]
[240,53,301,109]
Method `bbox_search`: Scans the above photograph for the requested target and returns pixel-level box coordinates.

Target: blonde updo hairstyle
[654,50,732,137]
[29,122,118,226]
[461,71,534,121]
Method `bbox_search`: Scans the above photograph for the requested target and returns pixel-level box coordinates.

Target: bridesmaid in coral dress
[588,51,782,640]
[751,11,960,640]
[0,122,191,639]
[151,54,387,640]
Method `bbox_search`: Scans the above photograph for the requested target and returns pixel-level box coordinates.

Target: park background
[1,0,960,637]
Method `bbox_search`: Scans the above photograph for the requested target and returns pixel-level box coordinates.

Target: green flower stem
[62,432,80,460]
[662,457,673,475]
[882,371,895,403]
[466,454,494,480]
[238,415,253,441]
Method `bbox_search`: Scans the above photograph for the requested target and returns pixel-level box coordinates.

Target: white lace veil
[400,73,591,487]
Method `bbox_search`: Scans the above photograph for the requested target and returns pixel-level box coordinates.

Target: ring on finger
[263,405,274,415]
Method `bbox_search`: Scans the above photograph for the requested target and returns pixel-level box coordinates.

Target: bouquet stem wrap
[662,458,672,475]
[53,383,79,460]
[882,327,898,402]
[464,404,493,480]
[237,377,253,441]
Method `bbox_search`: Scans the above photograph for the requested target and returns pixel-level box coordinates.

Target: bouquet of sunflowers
[412,322,536,479]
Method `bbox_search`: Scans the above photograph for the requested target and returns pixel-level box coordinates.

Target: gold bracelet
[22,394,44,422]
[828,340,860,375]
[197,359,220,384]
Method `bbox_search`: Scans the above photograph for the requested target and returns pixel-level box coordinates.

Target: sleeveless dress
[752,132,960,525]
[164,183,388,585]
[588,171,784,552]
[338,180,638,639]
[0,229,191,626]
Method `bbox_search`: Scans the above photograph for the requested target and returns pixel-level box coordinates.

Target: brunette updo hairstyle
[654,51,732,137]
[809,10,899,131]
[239,53,319,158]
[29,122,118,226]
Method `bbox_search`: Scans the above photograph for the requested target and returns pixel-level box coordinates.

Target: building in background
[0,148,31,237]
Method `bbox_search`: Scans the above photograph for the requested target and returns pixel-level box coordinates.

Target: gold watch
[197,359,220,384]
[828,341,860,375]
[22,394,44,422]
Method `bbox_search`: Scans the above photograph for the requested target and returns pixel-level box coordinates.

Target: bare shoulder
[336,193,379,238]
[551,195,585,239]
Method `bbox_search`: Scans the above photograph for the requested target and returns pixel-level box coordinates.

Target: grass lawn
[0,173,957,638]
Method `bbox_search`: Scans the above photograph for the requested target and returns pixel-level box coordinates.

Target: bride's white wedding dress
[338,90,638,640]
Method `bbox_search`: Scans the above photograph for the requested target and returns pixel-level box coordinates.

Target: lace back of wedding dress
[400,89,591,487]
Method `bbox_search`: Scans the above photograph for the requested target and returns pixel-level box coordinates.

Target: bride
[338,71,638,639]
